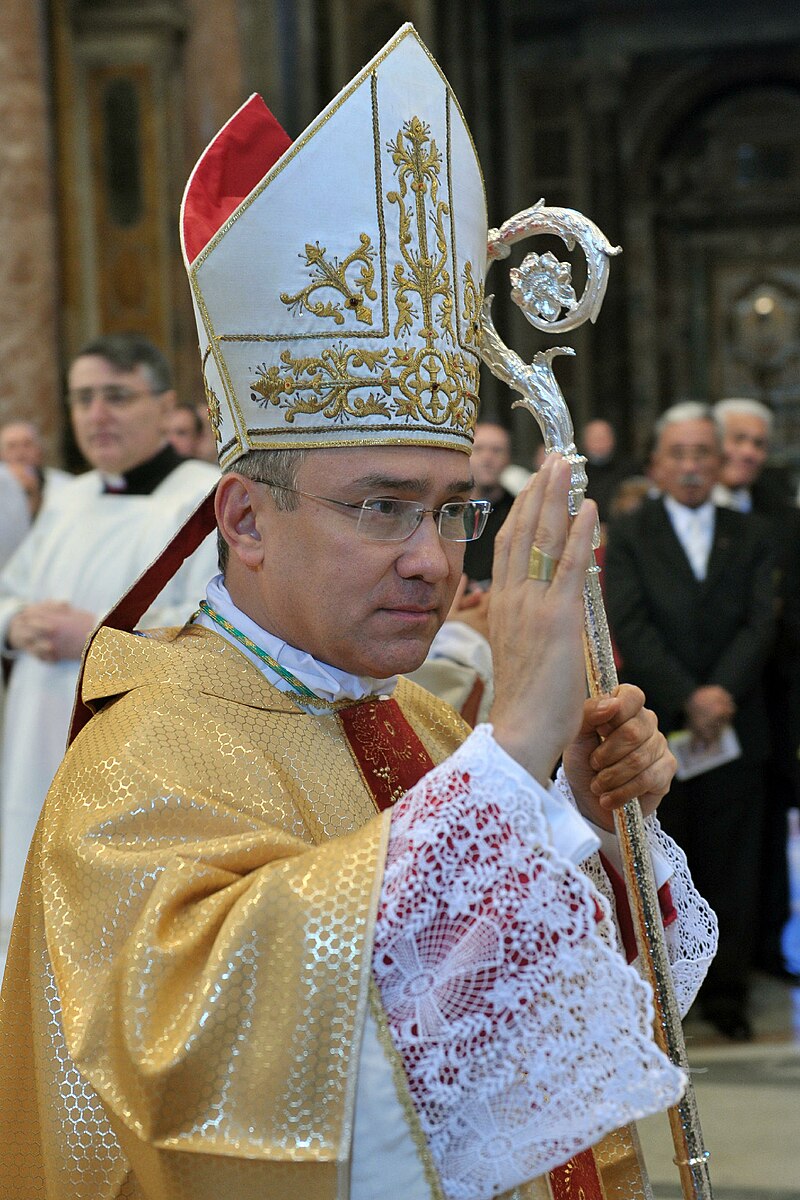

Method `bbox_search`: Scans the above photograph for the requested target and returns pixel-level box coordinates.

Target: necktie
[683,510,708,580]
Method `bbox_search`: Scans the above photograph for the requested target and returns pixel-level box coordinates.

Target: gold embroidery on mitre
[250,341,478,429]
[280,233,377,326]
[201,345,223,443]
[387,116,455,345]
[462,261,482,349]
[249,113,482,436]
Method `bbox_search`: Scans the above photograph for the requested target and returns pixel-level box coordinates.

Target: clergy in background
[0,333,218,969]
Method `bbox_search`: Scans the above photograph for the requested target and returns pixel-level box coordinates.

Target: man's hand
[685,684,735,744]
[7,601,96,662]
[446,575,491,641]
[488,455,597,785]
[562,685,677,832]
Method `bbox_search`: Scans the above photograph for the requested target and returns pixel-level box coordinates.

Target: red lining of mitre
[182,94,292,265]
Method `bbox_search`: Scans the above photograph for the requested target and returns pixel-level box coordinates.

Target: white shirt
[663,495,715,580]
[712,482,752,513]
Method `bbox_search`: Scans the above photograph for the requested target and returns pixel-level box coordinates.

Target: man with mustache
[605,401,775,1040]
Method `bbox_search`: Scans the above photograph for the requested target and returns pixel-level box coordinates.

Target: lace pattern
[560,774,718,1017]
[373,726,686,1200]
[644,815,718,1015]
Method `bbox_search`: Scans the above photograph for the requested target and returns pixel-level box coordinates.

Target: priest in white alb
[0,334,218,967]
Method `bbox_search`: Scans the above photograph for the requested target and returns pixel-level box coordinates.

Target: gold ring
[527,545,558,582]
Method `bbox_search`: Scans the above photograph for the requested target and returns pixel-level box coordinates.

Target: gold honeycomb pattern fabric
[0,625,464,1199]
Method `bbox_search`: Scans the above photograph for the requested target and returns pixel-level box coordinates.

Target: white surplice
[0,460,219,959]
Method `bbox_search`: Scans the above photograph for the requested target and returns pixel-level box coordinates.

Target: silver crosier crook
[480,200,713,1200]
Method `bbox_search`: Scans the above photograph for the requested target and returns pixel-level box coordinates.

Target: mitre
[181,23,487,467]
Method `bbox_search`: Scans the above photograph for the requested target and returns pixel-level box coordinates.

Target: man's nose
[396,513,453,582]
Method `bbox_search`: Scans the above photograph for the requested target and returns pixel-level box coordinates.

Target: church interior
[1,2,800,1196]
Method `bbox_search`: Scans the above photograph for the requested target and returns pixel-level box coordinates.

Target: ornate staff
[480,201,713,1200]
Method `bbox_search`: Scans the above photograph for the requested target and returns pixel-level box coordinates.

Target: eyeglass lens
[356,499,488,542]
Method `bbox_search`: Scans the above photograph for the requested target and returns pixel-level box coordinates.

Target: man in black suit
[462,421,515,585]
[581,418,638,523]
[713,397,800,982]
[604,402,776,1039]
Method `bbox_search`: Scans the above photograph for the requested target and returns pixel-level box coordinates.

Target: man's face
[0,422,42,469]
[471,424,511,492]
[67,355,170,475]
[720,412,769,489]
[242,445,472,678]
[166,409,199,458]
[653,418,721,508]
[582,420,615,462]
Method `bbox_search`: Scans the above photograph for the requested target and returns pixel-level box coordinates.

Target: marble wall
[0,2,62,462]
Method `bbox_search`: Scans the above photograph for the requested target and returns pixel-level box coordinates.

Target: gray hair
[713,397,773,436]
[217,448,307,572]
[654,401,721,449]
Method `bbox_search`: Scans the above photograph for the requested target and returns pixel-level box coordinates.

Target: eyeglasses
[662,445,718,463]
[257,481,492,543]
[66,386,161,410]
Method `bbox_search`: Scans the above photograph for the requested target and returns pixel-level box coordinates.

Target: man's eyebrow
[349,473,474,494]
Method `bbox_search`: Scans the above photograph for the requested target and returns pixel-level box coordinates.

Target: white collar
[712,482,751,512]
[662,494,715,527]
[196,575,398,706]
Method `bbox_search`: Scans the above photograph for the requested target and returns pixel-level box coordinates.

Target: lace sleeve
[372,725,686,1200]
[571,775,718,1018]
[643,814,718,1015]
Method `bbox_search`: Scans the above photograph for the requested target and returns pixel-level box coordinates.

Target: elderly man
[605,401,775,1039]
[0,418,71,514]
[713,397,800,981]
[0,31,715,1200]
[0,334,218,965]
[712,397,780,511]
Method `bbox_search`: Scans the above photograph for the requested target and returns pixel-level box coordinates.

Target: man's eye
[364,498,403,516]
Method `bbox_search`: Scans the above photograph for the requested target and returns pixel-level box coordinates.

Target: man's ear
[215,474,265,569]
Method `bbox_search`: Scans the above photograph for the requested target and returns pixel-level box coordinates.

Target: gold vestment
[0,625,466,1199]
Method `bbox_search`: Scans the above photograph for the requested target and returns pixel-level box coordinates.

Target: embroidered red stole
[338,696,435,812]
[338,697,653,1200]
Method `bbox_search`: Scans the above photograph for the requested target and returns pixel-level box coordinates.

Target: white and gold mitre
[181,24,487,468]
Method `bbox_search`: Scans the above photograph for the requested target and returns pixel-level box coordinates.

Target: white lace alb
[373,725,691,1200]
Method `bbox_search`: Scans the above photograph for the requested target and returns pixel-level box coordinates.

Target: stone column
[0,2,62,459]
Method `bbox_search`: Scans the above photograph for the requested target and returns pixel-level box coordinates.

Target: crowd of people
[468,401,800,1040]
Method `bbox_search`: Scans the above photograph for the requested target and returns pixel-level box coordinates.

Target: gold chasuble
[0,625,650,1200]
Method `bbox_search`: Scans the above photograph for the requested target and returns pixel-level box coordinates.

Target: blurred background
[3,0,800,472]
